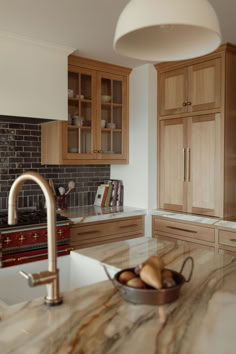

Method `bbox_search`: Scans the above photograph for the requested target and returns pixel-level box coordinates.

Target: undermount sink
[0,251,119,306]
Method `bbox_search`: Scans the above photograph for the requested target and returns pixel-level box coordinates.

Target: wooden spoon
[49,179,56,195]
[65,181,75,195]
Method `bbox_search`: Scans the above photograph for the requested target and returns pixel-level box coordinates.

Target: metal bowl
[104,257,194,305]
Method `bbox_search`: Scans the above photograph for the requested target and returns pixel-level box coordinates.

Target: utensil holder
[56,195,67,210]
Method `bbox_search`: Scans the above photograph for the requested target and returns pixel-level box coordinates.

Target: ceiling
[0,0,235,68]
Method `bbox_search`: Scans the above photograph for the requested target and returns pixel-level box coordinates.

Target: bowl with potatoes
[104,256,194,305]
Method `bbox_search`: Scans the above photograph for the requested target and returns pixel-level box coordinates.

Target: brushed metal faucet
[8,171,63,306]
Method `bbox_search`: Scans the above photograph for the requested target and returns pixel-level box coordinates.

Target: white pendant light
[114,0,222,61]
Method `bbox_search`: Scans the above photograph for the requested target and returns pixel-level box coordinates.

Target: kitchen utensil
[68,147,78,153]
[68,89,74,98]
[107,122,116,129]
[104,256,194,305]
[65,181,75,195]
[49,179,56,196]
[58,186,66,195]
[101,95,111,103]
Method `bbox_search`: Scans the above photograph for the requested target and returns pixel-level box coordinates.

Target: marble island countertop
[60,205,146,223]
[1,237,236,353]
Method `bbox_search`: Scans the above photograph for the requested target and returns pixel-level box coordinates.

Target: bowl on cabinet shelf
[101,95,111,103]
[107,122,116,129]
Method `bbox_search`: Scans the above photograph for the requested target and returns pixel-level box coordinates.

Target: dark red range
[0,210,71,267]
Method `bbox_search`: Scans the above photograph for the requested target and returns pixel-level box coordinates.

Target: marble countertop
[151,208,236,230]
[1,237,236,354]
[60,205,146,223]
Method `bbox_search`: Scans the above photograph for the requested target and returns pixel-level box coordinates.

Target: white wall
[0,31,74,120]
[111,64,157,236]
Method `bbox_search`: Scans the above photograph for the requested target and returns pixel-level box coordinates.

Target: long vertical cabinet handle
[183,148,186,182]
[187,148,191,182]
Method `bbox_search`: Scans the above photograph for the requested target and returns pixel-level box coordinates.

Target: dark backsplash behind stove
[0,118,110,210]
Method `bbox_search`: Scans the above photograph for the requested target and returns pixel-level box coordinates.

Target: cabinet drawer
[71,216,144,243]
[219,230,236,248]
[153,218,215,243]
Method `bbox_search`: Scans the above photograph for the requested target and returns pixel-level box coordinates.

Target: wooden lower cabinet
[218,229,236,254]
[152,216,215,248]
[71,216,144,249]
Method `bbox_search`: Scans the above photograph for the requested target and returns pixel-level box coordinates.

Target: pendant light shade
[114,0,222,61]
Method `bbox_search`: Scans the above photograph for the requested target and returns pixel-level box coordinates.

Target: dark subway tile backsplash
[0,119,110,210]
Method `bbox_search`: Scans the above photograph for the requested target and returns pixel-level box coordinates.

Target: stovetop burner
[0,210,69,229]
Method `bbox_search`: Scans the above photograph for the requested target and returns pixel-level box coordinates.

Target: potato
[126,277,146,289]
[119,271,136,284]
[162,269,173,280]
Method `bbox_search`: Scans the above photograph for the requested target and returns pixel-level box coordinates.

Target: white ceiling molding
[0,30,75,55]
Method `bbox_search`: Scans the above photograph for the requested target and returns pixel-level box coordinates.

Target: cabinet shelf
[101,128,122,132]
[68,98,92,103]
[101,102,122,107]
[68,125,91,129]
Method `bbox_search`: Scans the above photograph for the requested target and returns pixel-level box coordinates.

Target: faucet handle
[19,270,57,287]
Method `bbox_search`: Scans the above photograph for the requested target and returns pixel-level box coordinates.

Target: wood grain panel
[159,68,187,116]
[153,218,215,242]
[188,59,221,112]
[159,119,187,211]
[219,230,236,248]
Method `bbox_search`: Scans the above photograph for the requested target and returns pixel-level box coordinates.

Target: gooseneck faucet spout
[8,171,63,306]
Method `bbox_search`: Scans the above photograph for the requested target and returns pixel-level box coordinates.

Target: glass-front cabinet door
[97,72,128,161]
[64,66,96,160]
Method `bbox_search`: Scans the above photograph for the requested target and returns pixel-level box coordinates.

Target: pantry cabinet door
[187,114,222,216]
[159,68,188,116]
[159,118,188,212]
[187,59,221,113]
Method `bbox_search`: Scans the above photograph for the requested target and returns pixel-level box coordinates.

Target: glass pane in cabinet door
[68,128,79,153]
[113,131,122,154]
[81,74,92,100]
[68,128,92,154]
[101,78,112,103]
[113,80,122,104]
[81,102,92,127]
[101,104,111,129]
[68,100,79,125]
[80,129,91,153]
[113,106,122,129]
[101,131,112,154]
[68,72,79,99]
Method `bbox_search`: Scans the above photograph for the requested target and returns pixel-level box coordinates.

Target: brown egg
[140,264,162,289]
[119,271,136,284]
[126,277,146,289]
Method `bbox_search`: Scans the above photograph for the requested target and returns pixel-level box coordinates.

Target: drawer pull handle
[230,239,236,243]
[2,258,16,263]
[167,226,197,234]
[77,230,100,236]
[120,224,138,229]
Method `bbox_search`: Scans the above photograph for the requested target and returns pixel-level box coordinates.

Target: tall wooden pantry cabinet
[155,43,236,218]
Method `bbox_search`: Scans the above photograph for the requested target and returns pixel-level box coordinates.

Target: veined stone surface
[0,237,236,354]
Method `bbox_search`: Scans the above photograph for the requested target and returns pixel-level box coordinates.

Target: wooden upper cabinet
[159,118,187,212]
[157,44,236,218]
[96,72,128,161]
[159,68,188,116]
[41,56,132,165]
[158,57,221,118]
[188,59,221,112]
